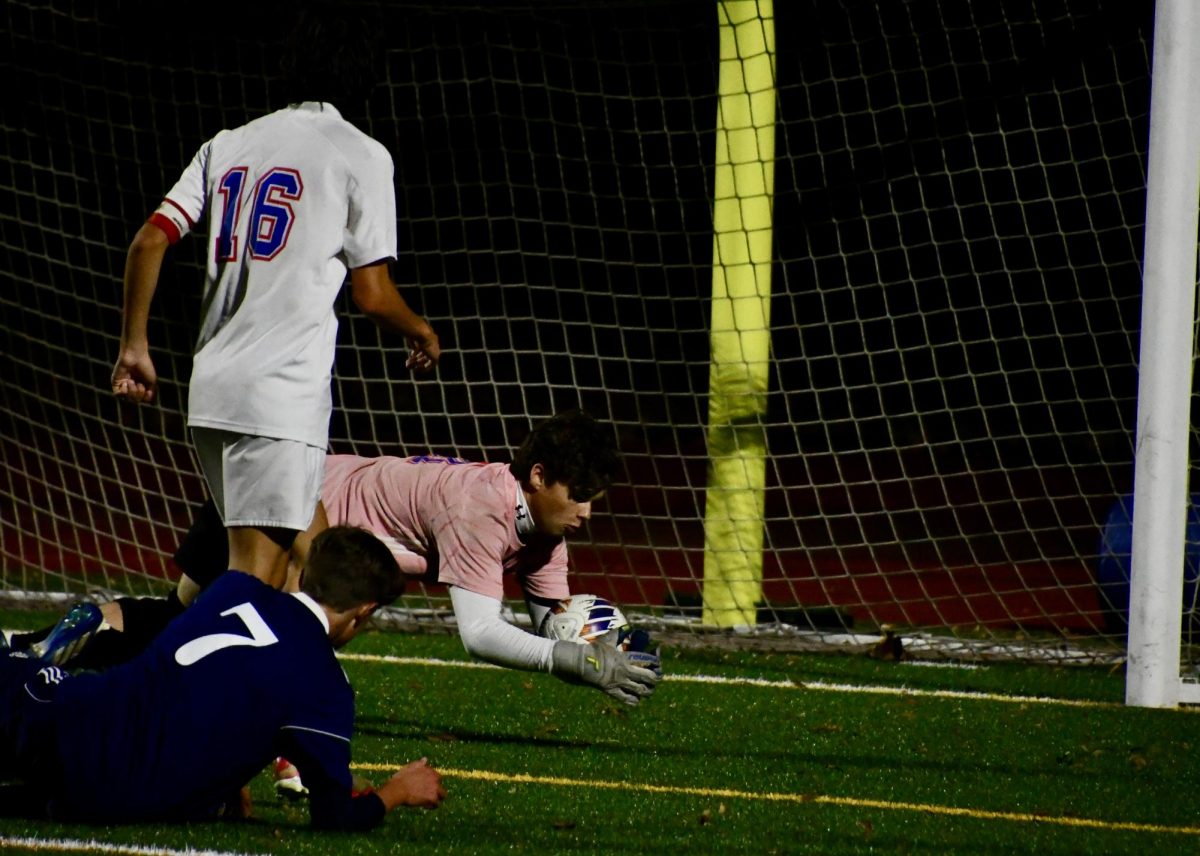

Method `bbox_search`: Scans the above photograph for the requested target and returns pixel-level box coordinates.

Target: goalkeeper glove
[551,640,660,706]
[625,648,662,680]
[612,627,663,679]
[614,627,663,679]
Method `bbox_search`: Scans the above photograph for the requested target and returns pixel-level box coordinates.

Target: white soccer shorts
[191,428,324,532]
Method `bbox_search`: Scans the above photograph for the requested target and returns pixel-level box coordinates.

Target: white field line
[337,652,1180,712]
[0,837,261,856]
[0,635,1180,712]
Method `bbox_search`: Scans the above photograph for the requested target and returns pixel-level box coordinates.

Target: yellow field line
[352,763,1200,837]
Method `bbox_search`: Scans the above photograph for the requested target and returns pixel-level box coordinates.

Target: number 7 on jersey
[174,602,279,666]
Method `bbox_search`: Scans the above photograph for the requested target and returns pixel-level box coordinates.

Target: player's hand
[376,758,446,811]
[112,350,157,403]
[552,639,661,706]
[405,325,440,373]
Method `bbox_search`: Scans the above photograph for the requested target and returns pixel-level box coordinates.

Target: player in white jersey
[111,7,440,593]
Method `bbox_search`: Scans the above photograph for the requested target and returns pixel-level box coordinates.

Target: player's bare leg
[281,501,329,594]
[228,526,293,590]
[98,601,124,630]
[175,573,203,607]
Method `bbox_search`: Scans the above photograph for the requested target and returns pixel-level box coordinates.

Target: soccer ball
[538,594,629,648]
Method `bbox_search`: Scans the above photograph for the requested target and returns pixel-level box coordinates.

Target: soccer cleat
[273,757,308,800]
[30,602,103,666]
[350,772,375,798]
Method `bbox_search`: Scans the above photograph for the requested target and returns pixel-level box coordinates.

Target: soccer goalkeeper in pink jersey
[15,412,661,709]
[294,410,661,706]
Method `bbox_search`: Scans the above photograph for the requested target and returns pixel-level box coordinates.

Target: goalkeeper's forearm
[449,585,556,670]
[448,586,661,705]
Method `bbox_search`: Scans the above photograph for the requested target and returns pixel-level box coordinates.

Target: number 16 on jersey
[216,167,303,263]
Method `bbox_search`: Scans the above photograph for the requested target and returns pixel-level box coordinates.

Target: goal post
[1126,0,1200,709]
[702,0,776,629]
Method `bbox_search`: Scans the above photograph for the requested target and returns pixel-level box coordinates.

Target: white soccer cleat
[273,757,308,800]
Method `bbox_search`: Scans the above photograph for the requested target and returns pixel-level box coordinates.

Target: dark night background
[0,0,1171,642]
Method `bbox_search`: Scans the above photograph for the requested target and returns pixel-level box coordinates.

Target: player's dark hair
[301,526,404,611]
[279,3,381,108]
[510,410,620,501]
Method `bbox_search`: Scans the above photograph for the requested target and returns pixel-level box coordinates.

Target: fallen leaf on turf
[868,630,905,661]
[553,819,576,830]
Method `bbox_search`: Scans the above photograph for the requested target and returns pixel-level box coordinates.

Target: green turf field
[0,608,1196,855]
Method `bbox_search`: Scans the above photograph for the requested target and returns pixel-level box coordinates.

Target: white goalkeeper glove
[551,639,661,706]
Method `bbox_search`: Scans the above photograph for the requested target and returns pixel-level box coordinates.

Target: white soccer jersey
[149,102,397,447]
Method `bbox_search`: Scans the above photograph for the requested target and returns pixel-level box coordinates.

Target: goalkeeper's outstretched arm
[449,585,660,706]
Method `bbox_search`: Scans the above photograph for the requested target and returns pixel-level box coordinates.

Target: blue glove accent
[626,649,663,680]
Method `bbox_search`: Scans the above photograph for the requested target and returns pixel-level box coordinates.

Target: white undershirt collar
[515,487,536,539]
[290,590,331,635]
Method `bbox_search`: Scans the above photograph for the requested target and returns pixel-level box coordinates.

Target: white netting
[1,0,1176,662]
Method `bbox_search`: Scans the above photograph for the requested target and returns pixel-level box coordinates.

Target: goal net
[0,0,1169,664]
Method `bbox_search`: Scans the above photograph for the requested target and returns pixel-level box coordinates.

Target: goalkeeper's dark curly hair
[510,411,621,501]
[279,2,382,108]
[301,526,404,611]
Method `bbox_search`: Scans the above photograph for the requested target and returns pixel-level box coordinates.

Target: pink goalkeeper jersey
[320,455,569,601]
[149,102,397,447]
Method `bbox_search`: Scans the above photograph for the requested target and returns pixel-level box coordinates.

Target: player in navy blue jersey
[0,526,446,828]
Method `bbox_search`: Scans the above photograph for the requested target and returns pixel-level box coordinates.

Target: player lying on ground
[0,526,445,828]
[14,412,661,708]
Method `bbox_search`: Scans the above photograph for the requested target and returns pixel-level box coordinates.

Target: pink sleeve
[432,499,509,599]
[428,467,515,600]
[513,540,570,601]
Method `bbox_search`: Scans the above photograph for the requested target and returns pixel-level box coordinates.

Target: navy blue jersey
[48,571,384,828]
